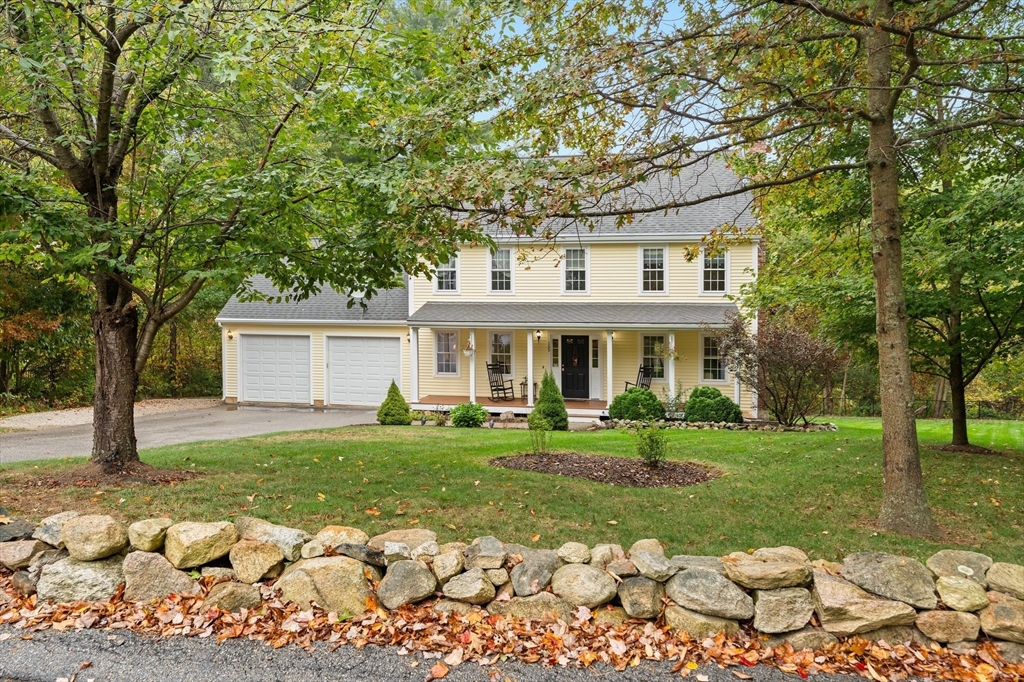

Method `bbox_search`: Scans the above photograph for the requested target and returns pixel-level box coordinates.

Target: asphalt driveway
[0,404,377,464]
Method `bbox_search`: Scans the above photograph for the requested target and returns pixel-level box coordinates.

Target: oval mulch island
[489,453,719,488]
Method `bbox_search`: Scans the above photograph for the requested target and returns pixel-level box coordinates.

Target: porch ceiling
[407,301,739,329]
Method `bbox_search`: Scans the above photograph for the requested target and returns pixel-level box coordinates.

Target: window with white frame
[552,337,560,369]
[641,247,666,292]
[490,332,512,375]
[435,331,458,374]
[591,339,599,369]
[642,335,666,379]
[436,256,458,292]
[489,249,512,292]
[701,249,726,293]
[564,248,587,292]
[702,336,725,381]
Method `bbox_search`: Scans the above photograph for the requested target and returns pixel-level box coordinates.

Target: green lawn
[1,418,1021,563]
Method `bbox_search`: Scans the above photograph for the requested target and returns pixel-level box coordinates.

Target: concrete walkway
[0,404,377,463]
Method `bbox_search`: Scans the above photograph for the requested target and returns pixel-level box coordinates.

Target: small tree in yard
[527,413,550,455]
[532,370,568,431]
[635,424,668,467]
[377,381,411,426]
[716,317,844,427]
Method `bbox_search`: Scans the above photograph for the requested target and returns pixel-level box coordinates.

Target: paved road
[0,626,862,682]
[0,405,377,463]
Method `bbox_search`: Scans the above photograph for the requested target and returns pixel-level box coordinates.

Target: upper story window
[701,248,727,293]
[702,335,725,382]
[642,334,666,379]
[490,248,512,292]
[436,331,458,375]
[564,248,588,293]
[436,256,458,293]
[641,247,666,293]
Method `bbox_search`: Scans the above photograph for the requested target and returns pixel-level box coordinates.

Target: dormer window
[563,248,588,293]
[490,248,512,292]
[436,256,459,293]
[701,248,727,293]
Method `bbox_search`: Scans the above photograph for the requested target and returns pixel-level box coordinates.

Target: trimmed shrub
[635,424,668,467]
[609,387,667,421]
[450,402,488,428]
[376,381,411,425]
[532,370,568,431]
[685,394,743,423]
[687,386,725,403]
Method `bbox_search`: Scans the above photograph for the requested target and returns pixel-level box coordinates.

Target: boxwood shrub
[608,387,666,421]
[450,402,489,428]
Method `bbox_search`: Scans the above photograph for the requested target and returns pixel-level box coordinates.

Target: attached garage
[240,334,312,404]
[327,336,402,406]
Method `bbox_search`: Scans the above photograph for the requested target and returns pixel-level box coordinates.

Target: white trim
[237,332,314,405]
[487,247,516,295]
[637,244,670,296]
[216,317,408,326]
[667,332,676,399]
[408,275,416,317]
[699,332,729,384]
[323,332,405,407]
[469,329,477,403]
[220,323,227,401]
[492,233,761,245]
[526,332,535,406]
[410,327,420,402]
[433,254,461,295]
[699,246,730,296]
[560,245,590,295]
[416,321,731,330]
[606,331,614,403]
[433,329,461,378]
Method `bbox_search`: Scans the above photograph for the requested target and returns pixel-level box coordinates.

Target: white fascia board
[215,317,409,326]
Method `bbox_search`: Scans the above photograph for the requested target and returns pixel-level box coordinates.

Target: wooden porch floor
[415,394,608,414]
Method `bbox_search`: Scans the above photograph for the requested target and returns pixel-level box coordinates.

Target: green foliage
[685,395,743,424]
[532,371,568,431]
[687,386,725,403]
[377,381,412,426]
[609,387,667,421]
[450,402,488,428]
[635,424,668,467]
[527,412,551,454]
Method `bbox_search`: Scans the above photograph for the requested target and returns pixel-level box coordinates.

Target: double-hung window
[435,331,458,375]
[564,248,588,292]
[641,247,666,293]
[490,249,512,292]
[702,336,725,381]
[701,249,726,293]
[490,332,512,375]
[436,256,458,292]
[642,335,666,379]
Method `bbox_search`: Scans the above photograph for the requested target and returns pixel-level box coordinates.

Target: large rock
[937,576,989,612]
[164,522,239,569]
[725,560,812,590]
[383,542,411,565]
[377,560,437,609]
[234,517,311,562]
[556,542,591,564]
[753,588,814,634]
[128,518,174,552]
[229,539,284,584]
[811,571,918,636]
[36,557,124,603]
[0,540,48,570]
[764,626,838,651]
[551,564,617,608]
[367,528,437,551]
[631,550,677,582]
[487,592,574,623]
[60,515,129,561]
[594,605,630,627]
[858,625,934,646]
[665,568,754,620]
[0,518,35,543]
[442,568,495,605]
[618,577,665,619]
[841,552,937,609]
[510,559,556,597]
[276,556,374,616]
[32,511,79,548]
[122,551,200,602]
[926,550,992,586]
[485,568,509,586]
[607,560,639,578]
[979,594,1024,644]
[915,610,980,643]
[995,641,1024,663]
[411,541,440,562]
[332,543,385,567]
[465,536,506,570]
[205,582,262,613]
[668,555,727,575]
[629,538,664,556]
[316,526,370,548]
[987,563,1024,600]
[664,605,739,637]
[432,551,465,586]
[753,547,809,564]
[590,544,626,569]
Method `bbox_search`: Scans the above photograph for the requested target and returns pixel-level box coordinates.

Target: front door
[560,335,590,399]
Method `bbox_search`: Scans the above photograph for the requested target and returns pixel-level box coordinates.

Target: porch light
[406,332,410,343]
[535,330,542,342]
[226,330,234,340]
[610,331,615,341]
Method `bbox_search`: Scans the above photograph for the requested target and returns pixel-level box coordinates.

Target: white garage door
[328,336,401,406]
[241,335,311,403]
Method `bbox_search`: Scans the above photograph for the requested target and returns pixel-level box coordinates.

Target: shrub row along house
[216,159,760,418]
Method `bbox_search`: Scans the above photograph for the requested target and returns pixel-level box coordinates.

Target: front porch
[413,394,609,419]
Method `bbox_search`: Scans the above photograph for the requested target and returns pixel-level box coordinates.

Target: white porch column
[527,331,535,406]
[667,332,676,400]
[469,329,477,404]
[734,374,741,405]
[606,331,614,403]
[409,327,420,402]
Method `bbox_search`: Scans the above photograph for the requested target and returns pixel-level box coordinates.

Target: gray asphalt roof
[407,301,738,328]
[216,275,408,322]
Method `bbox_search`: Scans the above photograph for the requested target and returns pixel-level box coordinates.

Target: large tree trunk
[91,276,141,474]
[864,3,938,537]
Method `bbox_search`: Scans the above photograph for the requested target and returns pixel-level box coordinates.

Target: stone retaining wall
[1,510,1022,662]
[607,420,839,432]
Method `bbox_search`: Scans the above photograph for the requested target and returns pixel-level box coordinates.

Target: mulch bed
[7,462,199,489]
[490,452,719,488]
[925,444,1005,455]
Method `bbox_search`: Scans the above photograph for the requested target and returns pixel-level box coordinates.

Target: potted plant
[462,339,475,357]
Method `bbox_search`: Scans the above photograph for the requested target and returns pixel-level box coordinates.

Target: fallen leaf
[732,672,754,679]
[427,662,449,680]
[530,534,541,542]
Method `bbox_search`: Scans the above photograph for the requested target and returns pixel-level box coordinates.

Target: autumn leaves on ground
[1,418,1021,563]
